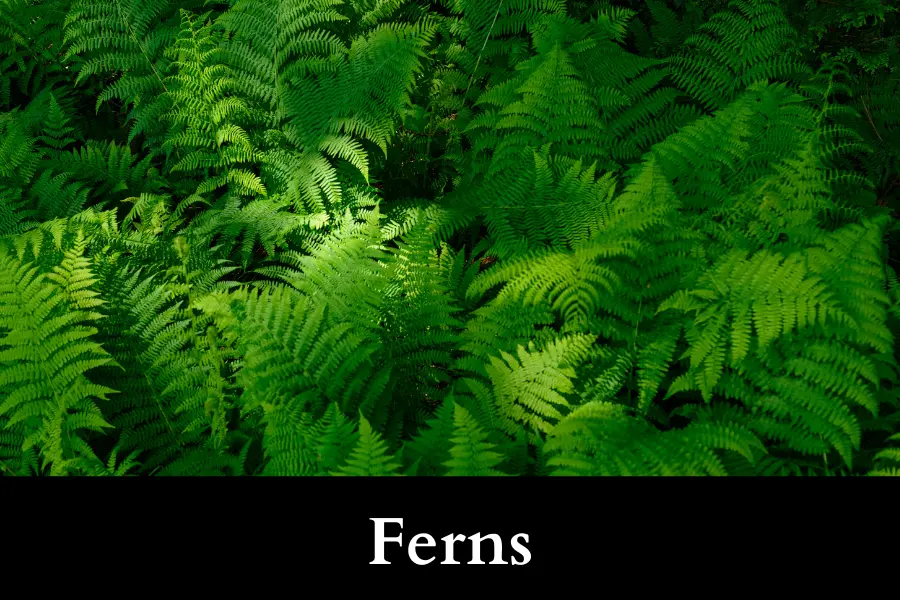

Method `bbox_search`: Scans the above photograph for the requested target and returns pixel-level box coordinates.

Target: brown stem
[862,83,884,142]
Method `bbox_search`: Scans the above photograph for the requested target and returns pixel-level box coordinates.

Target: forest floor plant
[0,0,898,476]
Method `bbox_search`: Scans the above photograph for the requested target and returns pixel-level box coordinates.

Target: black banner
[8,477,886,576]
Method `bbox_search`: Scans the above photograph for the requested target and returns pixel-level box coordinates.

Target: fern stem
[111,0,169,94]
[463,0,504,100]
[862,83,884,142]
[146,373,181,448]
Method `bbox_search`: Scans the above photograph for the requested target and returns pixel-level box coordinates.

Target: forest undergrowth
[1,0,899,476]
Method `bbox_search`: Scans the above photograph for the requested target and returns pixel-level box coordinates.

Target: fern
[1,0,897,477]
[0,247,116,475]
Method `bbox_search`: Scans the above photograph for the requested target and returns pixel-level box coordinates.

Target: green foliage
[1,0,898,476]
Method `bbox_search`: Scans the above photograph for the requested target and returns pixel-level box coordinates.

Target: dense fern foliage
[1,0,898,476]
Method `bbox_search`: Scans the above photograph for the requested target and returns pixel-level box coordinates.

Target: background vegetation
[1,0,899,476]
